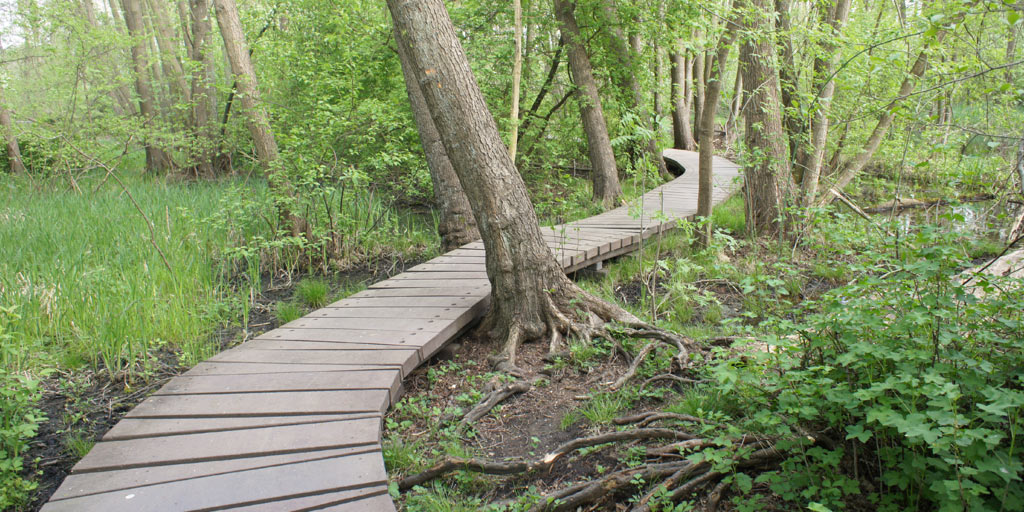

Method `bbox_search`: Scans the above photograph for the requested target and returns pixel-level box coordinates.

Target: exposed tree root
[610,341,657,390]
[396,428,692,491]
[614,411,712,427]
[458,380,533,430]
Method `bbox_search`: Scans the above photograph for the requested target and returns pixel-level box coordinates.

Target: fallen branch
[861,193,995,214]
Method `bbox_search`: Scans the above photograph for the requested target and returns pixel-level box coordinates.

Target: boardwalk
[42,150,741,511]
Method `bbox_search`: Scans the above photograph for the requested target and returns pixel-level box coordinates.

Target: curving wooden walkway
[42,150,741,511]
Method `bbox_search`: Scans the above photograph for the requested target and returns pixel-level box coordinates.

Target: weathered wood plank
[103,413,383,441]
[40,453,388,512]
[73,418,382,473]
[125,389,392,418]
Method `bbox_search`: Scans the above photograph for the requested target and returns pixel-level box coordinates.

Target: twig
[613,411,712,427]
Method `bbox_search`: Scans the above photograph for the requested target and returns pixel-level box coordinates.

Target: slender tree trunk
[597,0,671,180]
[670,47,696,150]
[553,0,621,207]
[509,0,523,161]
[146,0,190,105]
[1008,2,1022,83]
[122,0,174,173]
[799,0,851,208]
[775,0,800,157]
[214,0,305,235]
[388,0,636,367]
[189,0,217,177]
[696,6,742,246]
[394,26,480,251]
[693,46,705,142]
[517,38,563,141]
[740,0,793,236]
[724,70,742,148]
[81,0,136,117]
[0,81,26,174]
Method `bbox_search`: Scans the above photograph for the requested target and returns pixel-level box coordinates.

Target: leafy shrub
[1,307,46,509]
[721,227,1024,511]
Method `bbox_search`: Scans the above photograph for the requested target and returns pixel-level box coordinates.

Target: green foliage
[1,307,46,509]
[718,227,1024,511]
[274,302,304,325]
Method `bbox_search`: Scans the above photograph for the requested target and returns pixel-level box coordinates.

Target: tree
[121,0,175,173]
[388,0,640,367]
[670,44,696,150]
[597,0,672,181]
[508,0,523,162]
[188,0,218,177]
[552,0,621,207]
[393,25,480,251]
[0,80,26,174]
[213,0,305,236]
[695,4,742,246]
[738,0,793,236]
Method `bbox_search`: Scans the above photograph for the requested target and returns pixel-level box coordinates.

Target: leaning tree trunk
[740,0,794,236]
[214,0,305,236]
[394,26,480,251]
[695,5,742,246]
[121,0,175,173]
[189,0,218,177]
[798,0,851,208]
[553,0,621,207]
[146,0,190,106]
[388,0,638,367]
[670,45,696,150]
[0,81,26,174]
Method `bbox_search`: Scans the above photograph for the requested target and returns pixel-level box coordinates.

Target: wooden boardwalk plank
[103,413,384,441]
[52,445,379,500]
[41,453,388,512]
[73,418,382,473]
[125,389,392,418]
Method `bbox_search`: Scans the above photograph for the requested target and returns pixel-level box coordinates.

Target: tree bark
[670,47,696,150]
[695,6,742,246]
[121,0,175,173]
[388,0,635,367]
[0,81,26,174]
[693,46,705,143]
[509,0,522,161]
[189,0,218,177]
[775,0,800,158]
[553,0,621,207]
[393,25,480,251]
[739,0,794,236]
[724,70,742,148]
[798,0,851,208]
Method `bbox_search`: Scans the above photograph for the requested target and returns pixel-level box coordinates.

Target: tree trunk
[696,6,742,246]
[724,70,742,148]
[670,47,696,150]
[388,0,636,367]
[189,0,217,177]
[740,0,793,236]
[693,47,705,143]
[553,0,621,207]
[121,0,175,173]
[824,30,954,200]
[597,0,671,180]
[1008,2,1022,83]
[393,25,480,251]
[509,0,522,161]
[0,81,26,174]
[775,0,800,158]
[798,0,851,208]
[146,0,190,106]
[214,0,304,235]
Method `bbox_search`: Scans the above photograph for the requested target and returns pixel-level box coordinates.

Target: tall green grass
[0,173,247,377]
